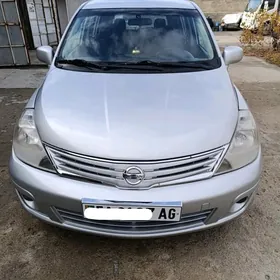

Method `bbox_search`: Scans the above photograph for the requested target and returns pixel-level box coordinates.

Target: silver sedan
[9,0,262,238]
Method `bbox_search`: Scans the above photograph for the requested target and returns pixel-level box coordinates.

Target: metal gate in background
[0,0,30,66]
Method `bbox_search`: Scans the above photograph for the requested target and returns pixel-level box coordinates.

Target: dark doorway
[17,0,34,49]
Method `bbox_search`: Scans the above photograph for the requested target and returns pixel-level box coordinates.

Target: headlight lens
[216,110,260,174]
[13,109,54,171]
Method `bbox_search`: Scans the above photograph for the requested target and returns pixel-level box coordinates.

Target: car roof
[83,0,196,10]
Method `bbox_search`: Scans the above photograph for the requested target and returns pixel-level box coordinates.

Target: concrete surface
[0,68,47,89]
[214,31,242,47]
[0,32,280,280]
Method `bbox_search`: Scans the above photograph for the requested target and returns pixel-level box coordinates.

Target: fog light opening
[17,190,36,210]
[236,196,248,204]
[230,196,249,213]
[22,194,34,202]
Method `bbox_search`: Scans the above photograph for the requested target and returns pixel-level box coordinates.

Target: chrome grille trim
[46,145,227,189]
[56,208,214,232]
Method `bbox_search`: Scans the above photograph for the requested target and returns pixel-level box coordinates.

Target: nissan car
[9,0,262,238]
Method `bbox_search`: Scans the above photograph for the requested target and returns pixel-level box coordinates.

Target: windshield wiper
[56,59,111,71]
[55,59,165,72]
[132,60,214,70]
[55,59,213,72]
[107,61,166,71]
[98,60,209,71]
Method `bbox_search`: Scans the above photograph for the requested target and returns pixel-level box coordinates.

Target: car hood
[35,66,238,160]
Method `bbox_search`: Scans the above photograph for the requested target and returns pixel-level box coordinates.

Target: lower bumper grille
[56,208,214,233]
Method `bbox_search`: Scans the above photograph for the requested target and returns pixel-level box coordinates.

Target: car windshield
[245,0,262,12]
[56,8,220,72]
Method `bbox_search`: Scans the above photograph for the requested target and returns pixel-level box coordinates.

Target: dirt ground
[1,39,280,279]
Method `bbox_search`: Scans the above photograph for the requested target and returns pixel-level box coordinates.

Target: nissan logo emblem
[123,166,145,185]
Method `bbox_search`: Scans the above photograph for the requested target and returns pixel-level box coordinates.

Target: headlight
[13,109,54,171]
[216,110,260,174]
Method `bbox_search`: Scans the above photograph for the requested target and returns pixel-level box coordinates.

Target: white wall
[66,0,86,20]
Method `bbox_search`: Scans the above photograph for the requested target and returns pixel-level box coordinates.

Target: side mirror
[36,46,54,65]
[223,46,243,65]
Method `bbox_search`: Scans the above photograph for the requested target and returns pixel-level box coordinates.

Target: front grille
[56,208,214,233]
[46,145,226,189]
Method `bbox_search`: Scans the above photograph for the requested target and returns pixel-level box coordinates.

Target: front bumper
[9,150,262,238]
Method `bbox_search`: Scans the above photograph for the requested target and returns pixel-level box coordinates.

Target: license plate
[82,199,182,222]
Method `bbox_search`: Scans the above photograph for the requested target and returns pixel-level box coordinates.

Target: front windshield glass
[56,8,220,72]
[245,0,262,12]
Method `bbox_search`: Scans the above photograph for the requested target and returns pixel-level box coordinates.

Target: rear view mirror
[128,18,152,26]
[223,46,243,65]
[36,46,54,65]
